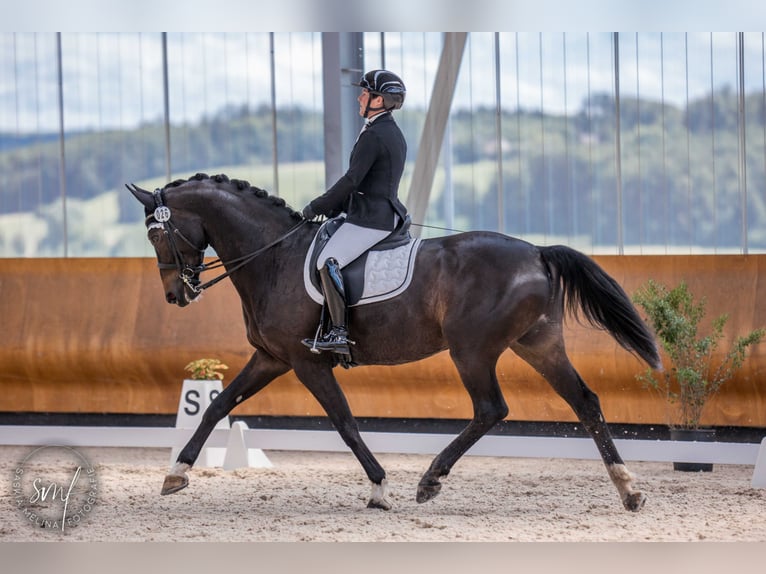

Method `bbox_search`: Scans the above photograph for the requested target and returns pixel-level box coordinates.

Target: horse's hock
[2,255,766,427]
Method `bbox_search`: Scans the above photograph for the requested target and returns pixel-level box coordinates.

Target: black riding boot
[302,258,352,355]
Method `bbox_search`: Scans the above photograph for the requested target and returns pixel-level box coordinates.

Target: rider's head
[353,69,406,118]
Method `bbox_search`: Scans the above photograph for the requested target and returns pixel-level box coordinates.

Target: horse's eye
[149,232,161,245]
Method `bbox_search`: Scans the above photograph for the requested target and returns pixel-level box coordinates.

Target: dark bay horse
[128,173,661,512]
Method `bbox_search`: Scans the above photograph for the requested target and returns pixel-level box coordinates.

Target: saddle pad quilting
[303,235,421,307]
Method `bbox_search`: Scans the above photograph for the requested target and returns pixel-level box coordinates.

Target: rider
[301,69,409,355]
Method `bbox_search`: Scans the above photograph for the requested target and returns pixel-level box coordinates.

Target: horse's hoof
[416,479,442,503]
[367,479,392,510]
[367,498,392,510]
[623,491,646,512]
[161,473,189,495]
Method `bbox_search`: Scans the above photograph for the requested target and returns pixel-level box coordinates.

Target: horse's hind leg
[416,348,508,504]
[511,340,646,512]
[162,351,289,495]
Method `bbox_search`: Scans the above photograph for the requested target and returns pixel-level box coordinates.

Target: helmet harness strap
[363,91,389,117]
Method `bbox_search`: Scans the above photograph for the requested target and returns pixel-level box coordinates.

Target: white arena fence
[1,423,765,488]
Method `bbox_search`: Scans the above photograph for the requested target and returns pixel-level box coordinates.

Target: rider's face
[358,89,382,118]
[358,89,370,117]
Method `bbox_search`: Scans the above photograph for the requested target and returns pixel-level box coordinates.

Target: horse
[128,172,661,512]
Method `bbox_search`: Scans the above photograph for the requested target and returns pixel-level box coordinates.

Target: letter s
[184,389,200,416]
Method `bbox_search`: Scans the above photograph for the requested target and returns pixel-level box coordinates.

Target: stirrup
[302,328,354,354]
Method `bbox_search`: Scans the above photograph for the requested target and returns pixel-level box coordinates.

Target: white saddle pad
[303,237,422,307]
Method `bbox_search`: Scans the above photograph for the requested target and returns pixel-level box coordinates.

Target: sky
[3,0,766,33]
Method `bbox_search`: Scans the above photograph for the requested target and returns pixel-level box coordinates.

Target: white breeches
[316,221,392,270]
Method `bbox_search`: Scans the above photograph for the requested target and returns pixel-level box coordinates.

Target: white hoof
[367,478,392,510]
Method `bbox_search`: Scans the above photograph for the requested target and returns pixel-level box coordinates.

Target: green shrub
[633,279,764,429]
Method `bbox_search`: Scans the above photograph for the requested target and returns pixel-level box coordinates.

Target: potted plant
[184,358,229,381]
[632,279,764,471]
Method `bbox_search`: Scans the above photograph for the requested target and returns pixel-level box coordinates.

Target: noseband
[147,188,306,295]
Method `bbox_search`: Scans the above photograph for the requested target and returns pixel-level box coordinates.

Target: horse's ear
[126,183,154,211]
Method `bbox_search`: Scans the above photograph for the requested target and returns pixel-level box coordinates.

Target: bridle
[146,188,307,295]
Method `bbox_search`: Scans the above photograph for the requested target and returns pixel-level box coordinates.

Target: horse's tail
[539,245,661,369]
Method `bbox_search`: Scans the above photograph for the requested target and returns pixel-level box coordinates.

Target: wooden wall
[1,255,765,427]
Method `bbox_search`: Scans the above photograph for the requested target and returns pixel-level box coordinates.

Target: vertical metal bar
[613,32,624,254]
[269,32,279,195]
[586,33,592,248]
[494,32,504,233]
[322,32,342,188]
[56,32,68,257]
[406,32,468,236]
[12,33,21,211]
[33,34,43,209]
[324,32,363,189]
[162,33,171,181]
[515,33,523,234]
[380,32,385,69]
[684,33,692,251]
[738,32,748,253]
[443,117,454,231]
[636,33,643,251]
[539,33,548,240]
[710,33,717,251]
[660,33,668,252]
[563,32,571,244]
[762,33,766,246]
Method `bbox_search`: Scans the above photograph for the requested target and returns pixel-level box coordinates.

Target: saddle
[303,215,421,307]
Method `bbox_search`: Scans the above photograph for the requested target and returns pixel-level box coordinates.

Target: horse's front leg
[162,351,289,495]
[293,360,391,510]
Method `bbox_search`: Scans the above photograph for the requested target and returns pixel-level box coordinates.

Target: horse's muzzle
[166,283,200,306]
[166,290,181,305]
[165,289,191,306]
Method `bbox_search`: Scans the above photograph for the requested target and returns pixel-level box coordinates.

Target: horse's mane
[164,172,304,221]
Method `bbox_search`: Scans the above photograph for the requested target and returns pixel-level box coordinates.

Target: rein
[147,188,307,295]
[191,220,307,293]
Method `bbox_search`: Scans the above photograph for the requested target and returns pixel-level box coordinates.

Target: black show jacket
[308,112,408,231]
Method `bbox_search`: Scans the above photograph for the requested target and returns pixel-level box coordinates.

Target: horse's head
[127,182,208,307]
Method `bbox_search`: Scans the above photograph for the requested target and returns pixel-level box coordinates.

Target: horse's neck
[205,210,308,279]
[205,204,293,259]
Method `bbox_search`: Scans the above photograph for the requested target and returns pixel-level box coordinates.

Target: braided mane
[164,172,304,221]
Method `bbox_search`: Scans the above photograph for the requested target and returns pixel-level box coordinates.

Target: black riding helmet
[353,69,406,114]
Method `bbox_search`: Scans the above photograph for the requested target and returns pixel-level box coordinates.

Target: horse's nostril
[166,292,177,303]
